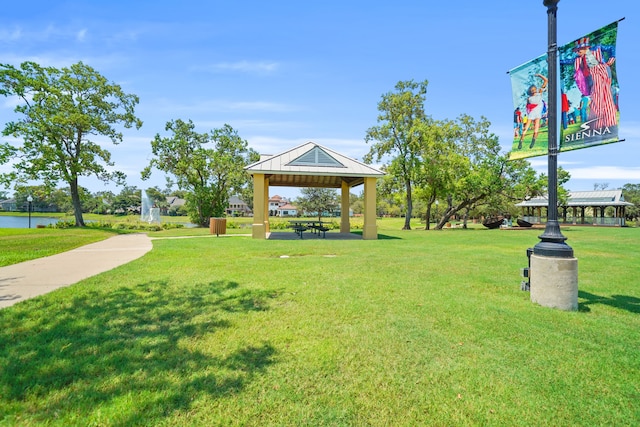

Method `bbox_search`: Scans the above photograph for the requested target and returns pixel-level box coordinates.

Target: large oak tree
[365,80,429,230]
[0,61,142,226]
[142,120,258,227]
[295,188,338,222]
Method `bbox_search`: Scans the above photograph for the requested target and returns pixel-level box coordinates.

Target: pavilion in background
[516,190,633,226]
[245,142,385,239]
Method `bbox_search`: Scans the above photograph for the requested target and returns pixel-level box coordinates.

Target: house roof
[278,203,297,210]
[228,195,247,205]
[245,142,385,188]
[515,190,634,208]
[166,196,186,207]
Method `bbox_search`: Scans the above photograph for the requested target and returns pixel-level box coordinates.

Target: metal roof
[515,190,634,207]
[245,142,385,188]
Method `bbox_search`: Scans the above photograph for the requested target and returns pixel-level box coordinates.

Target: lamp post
[534,0,572,258]
[529,0,578,311]
[27,195,33,229]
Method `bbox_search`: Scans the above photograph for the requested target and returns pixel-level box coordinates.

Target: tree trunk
[403,180,412,230]
[436,212,450,230]
[425,193,437,230]
[425,204,431,230]
[69,177,85,227]
[435,194,485,230]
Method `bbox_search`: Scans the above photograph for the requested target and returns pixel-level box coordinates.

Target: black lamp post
[533,0,573,258]
[27,195,33,229]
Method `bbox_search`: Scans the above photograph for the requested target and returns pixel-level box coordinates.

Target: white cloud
[0,52,128,71]
[148,98,299,115]
[226,101,295,112]
[527,158,547,168]
[528,159,640,183]
[2,97,24,110]
[195,119,304,132]
[0,27,22,42]
[107,29,143,43]
[620,121,640,139]
[76,29,88,42]
[565,166,640,180]
[193,61,280,74]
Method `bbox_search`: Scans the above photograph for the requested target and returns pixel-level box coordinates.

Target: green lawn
[0,223,638,426]
[0,228,119,267]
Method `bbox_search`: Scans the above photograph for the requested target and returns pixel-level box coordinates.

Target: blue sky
[1,0,638,199]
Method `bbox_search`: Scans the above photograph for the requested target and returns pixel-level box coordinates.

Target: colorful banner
[508,54,549,160]
[559,22,620,152]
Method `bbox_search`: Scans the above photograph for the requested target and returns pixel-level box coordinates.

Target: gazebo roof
[515,190,634,207]
[245,142,384,188]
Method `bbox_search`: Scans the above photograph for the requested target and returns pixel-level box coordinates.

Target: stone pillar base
[530,254,578,311]
[362,225,378,240]
[252,223,266,239]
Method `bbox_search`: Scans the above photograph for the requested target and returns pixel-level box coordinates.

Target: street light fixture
[528,0,578,311]
[27,195,33,229]
[534,0,573,258]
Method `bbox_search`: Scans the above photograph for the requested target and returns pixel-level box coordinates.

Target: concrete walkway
[0,233,152,309]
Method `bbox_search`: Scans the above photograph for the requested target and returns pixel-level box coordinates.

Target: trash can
[210,217,227,236]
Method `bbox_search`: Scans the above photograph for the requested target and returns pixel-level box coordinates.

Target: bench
[315,226,330,238]
[291,225,308,238]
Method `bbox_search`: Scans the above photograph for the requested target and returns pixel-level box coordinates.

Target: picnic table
[289,220,330,238]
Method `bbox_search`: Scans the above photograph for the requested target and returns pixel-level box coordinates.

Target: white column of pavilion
[245,142,385,240]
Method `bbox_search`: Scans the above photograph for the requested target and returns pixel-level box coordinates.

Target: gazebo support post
[363,177,378,240]
[252,173,267,239]
[340,180,350,234]
[264,177,270,233]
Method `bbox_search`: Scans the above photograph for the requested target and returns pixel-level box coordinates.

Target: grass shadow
[350,230,402,240]
[0,280,279,423]
[578,290,640,314]
[376,233,402,240]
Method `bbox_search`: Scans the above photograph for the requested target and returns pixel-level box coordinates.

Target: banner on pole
[558,21,620,152]
[508,54,549,160]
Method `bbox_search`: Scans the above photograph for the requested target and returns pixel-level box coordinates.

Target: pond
[0,215,59,228]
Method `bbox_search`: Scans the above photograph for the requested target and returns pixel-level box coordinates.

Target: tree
[89,190,116,214]
[376,168,405,216]
[238,181,255,212]
[432,115,541,229]
[142,120,258,227]
[0,61,143,226]
[111,186,140,215]
[14,185,53,212]
[622,183,640,222]
[414,118,459,229]
[593,182,610,191]
[350,191,364,215]
[295,188,338,222]
[365,80,430,230]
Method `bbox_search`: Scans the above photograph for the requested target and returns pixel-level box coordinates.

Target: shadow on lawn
[350,230,401,240]
[0,280,279,424]
[578,290,640,314]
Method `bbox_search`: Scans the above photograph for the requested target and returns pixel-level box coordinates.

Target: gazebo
[515,190,633,226]
[245,142,385,239]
